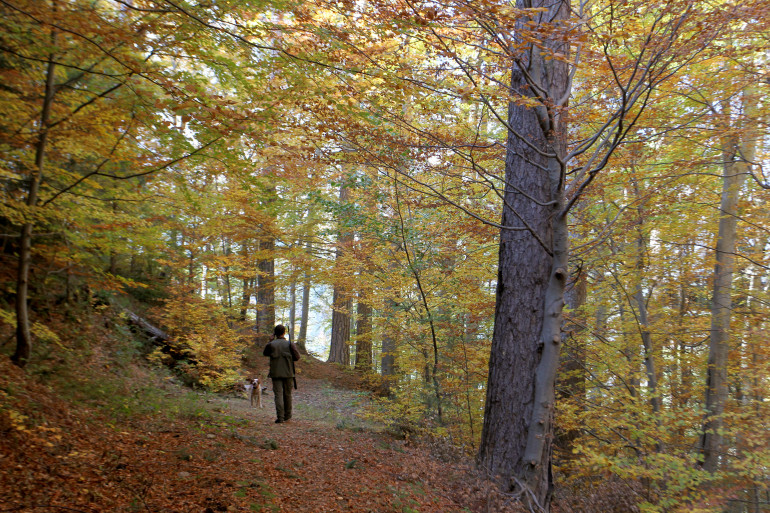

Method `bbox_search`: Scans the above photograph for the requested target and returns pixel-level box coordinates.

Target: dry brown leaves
[0,356,522,513]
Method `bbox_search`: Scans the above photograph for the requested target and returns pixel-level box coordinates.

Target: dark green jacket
[263,337,300,379]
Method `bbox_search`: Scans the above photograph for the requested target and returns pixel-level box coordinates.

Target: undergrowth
[1,302,215,427]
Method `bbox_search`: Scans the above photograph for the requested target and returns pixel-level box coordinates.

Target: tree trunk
[240,277,252,321]
[256,236,275,336]
[635,266,662,417]
[355,294,373,371]
[289,265,297,340]
[699,88,757,472]
[187,239,195,287]
[328,183,353,365]
[380,246,401,394]
[478,100,560,502]
[223,239,232,308]
[297,243,311,354]
[477,0,569,506]
[380,301,398,393]
[328,289,351,364]
[379,234,402,393]
[674,242,693,422]
[239,242,252,321]
[13,23,57,368]
[631,179,662,417]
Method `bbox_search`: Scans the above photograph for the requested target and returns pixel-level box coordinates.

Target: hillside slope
[0,348,519,513]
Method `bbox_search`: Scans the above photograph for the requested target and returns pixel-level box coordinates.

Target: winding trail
[214,361,475,512]
[0,355,517,513]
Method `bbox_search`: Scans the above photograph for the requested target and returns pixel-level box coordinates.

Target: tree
[354,291,373,371]
[477,0,570,503]
[700,83,762,472]
[465,0,720,507]
[327,180,354,364]
[1,0,266,367]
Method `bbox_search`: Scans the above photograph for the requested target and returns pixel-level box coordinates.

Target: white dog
[244,378,263,408]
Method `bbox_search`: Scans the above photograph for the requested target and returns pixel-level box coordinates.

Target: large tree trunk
[477,0,569,507]
[13,25,57,368]
[699,88,757,471]
[328,183,353,365]
[477,97,558,501]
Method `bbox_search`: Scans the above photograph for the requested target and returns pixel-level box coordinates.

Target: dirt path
[1,356,517,513]
[210,375,476,512]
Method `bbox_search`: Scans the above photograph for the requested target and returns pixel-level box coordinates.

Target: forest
[0,0,768,512]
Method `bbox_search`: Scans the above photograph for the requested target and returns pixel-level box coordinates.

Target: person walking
[262,325,300,423]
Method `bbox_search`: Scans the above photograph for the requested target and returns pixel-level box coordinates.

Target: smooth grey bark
[328,184,353,365]
[635,272,662,413]
[674,243,693,420]
[13,25,57,368]
[700,89,758,472]
[631,181,662,417]
[617,277,640,400]
[477,0,569,506]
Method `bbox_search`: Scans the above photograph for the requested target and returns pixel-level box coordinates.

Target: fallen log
[123,309,169,341]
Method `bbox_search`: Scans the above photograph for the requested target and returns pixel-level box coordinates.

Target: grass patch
[53,370,213,424]
[20,312,215,426]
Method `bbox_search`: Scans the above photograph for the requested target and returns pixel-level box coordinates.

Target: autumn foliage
[1,0,769,511]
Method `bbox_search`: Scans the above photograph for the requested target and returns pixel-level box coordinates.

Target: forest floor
[0,350,521,513]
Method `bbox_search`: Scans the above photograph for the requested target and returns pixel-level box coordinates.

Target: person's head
[273,324,286,338]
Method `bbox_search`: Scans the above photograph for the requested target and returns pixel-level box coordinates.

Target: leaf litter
[0,356,522,512]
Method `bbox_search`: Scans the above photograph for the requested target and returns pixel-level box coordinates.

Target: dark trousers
[271,377,293,421]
